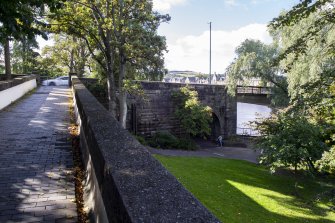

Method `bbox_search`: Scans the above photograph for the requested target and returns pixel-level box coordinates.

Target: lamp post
[209,22,212,85]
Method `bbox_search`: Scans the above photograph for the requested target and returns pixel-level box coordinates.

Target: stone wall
[72,77,220,223]
[0,75,36,91]
[129,81,237,138]
[0,75,37,110]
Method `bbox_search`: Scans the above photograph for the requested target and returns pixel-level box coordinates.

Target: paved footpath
[0,86,77,222]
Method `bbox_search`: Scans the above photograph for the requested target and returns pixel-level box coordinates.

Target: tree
[52,0,169,128]
[12,37,40,74]
[225,39,289,107]
[40,34,90,77]
[3,38,10,77]
[310,80,335,174]
[270,0,335,65]
[270,8,335,100]
[256,110,326,173]
[0,0,62,78]
[112,0,169,128]
[316,147,335,174]
[36,54,65,77]
[267,0,335,174]
[172,86,212,138]
[0,45,4,74]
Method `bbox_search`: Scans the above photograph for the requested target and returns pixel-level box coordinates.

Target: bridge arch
[210,112,221,140]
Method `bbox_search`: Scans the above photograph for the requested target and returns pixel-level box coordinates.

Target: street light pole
[209,21,212,85]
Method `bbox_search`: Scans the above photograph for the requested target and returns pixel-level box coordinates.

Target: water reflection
[237,102,271,136]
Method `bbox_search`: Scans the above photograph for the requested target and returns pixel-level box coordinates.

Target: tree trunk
[118,52,127,128]
[70,49,75,73]
[78,44,86,77]
[22,37,28,74]
[106,58,117,118]
[4,38,11,79]
[119,90,127,129]
[307,157,316,173]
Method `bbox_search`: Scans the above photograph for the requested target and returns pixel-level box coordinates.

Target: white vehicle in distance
[42,76,69,86]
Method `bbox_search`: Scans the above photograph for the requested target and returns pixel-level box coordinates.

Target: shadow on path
[0,87,77,222]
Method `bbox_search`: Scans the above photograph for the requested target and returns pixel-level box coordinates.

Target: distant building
[198,78,208,84]
[165,72,271,87]
[185,77,198,84]
[162,71,228,85]
[209,73,225,85]
[162,78,171,83]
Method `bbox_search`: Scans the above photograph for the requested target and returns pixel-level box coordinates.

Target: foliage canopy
[254,0,335,174]
[256,110,326,173]
[225,39,289,107]
[172,86,212,138]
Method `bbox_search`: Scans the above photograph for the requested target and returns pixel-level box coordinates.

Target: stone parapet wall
[0,75,36,91]
[72,76,220,223]
[0,75,37,110]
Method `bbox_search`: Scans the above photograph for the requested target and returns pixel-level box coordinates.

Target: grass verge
[154,155,335,223]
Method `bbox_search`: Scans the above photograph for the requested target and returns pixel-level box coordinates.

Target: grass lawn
[154,155,335,223]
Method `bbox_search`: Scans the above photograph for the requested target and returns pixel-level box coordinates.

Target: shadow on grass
[155,156,335,223]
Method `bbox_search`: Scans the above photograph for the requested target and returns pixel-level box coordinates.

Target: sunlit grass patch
[154,155,335,223]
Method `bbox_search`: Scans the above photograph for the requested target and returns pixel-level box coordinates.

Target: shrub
[148,132,178,149]
[256,111,327,173]
[135,135,147,146]
[176,138,198,151]
[148,132,197,150]
[316,146,335,174]
[172,86,212,138]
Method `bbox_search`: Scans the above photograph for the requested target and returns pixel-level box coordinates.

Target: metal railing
[236,127,260,137]
[237,86,272,95]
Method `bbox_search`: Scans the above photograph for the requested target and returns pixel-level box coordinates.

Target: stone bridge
[127,81,237,139]
[78,77,270,138]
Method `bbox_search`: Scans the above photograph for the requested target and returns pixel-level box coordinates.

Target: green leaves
[52,0,168,81]
[0,0,62,41]
[316,146,335,174]
[225,39,289,107]
[12,37,39,74]
[252,1,335,175]
[256,110,326,173]
[172,86,212,138]
[39,34,90,77]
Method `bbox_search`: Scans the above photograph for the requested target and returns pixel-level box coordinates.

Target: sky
[152,0,299,74]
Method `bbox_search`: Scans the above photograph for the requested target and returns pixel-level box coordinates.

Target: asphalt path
[149,140,260,163]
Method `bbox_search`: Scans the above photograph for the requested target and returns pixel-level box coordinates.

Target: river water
[237,102,271,136]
